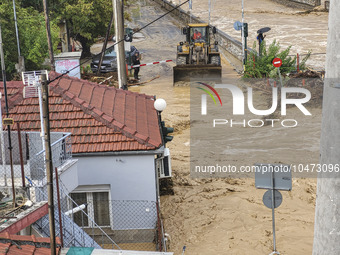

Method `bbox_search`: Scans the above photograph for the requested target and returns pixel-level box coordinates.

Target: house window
[93,192,110,226]
[70,193,88,227]
[70,191,111,227]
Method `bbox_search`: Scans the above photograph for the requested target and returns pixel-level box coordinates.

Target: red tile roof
[0,72,162,153]
[0,232,61,255]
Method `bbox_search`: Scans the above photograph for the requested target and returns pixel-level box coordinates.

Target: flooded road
[128,1,321,254]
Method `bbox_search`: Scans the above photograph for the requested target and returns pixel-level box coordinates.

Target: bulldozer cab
[190,26,208,43]
[183,24,212,44]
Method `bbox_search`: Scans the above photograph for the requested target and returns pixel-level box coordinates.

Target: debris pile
[250,70,324,107]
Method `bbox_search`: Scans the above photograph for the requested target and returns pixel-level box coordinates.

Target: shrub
[243,40,310,78]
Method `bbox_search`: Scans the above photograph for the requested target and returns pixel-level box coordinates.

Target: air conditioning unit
[156,148,172,178]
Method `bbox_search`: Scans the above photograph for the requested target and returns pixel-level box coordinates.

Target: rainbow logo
[196,82,222,115]
[196,82,222,107]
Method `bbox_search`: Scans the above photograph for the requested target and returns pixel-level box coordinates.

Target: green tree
[0,1,59,78]
[0,1,19,75]
[244,40,310,78]
[18,6,60,70]
[55,0,113,56]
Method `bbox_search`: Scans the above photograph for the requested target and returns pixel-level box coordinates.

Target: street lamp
[154,98,167,112]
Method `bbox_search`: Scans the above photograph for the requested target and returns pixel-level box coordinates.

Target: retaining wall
[271,0,321,9]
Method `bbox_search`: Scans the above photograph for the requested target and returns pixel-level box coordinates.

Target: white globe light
[154,98,167,112]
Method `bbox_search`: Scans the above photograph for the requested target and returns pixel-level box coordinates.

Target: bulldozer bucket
[173,65,222,85]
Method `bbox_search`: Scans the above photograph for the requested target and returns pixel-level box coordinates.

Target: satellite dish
[234,21,242,31]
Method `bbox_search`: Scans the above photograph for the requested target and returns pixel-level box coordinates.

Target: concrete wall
[152,0,244,66]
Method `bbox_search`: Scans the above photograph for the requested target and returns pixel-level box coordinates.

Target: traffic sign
[255,163,292,191]
[272,58,282,68]
[263,190,283,209]
[233,21,242,31]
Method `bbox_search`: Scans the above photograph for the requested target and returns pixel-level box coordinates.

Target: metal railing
[29,132,72,186]
[0,131,72,187]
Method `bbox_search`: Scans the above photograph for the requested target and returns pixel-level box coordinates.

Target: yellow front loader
[173,23,222,84]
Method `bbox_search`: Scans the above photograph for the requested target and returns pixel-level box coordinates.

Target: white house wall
[74,155,157,201]
[73,154,158,230]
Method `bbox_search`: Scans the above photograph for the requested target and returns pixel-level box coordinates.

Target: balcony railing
[0,131,72,187]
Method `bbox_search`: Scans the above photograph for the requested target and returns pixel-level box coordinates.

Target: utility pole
[0,20,16,209]
[113,0,128,90]
[43,0,55,71]
[208,0,211,25]
[12,0,24,72]
[41,74,57,255]
[97,13,114,75]
[313,1,340,254]
[241,0,245,67]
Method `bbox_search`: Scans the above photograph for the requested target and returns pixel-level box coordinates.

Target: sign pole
[270,170,278,254]
[272,58,283,88]
[256,163,289,255]
[277,67,283,88]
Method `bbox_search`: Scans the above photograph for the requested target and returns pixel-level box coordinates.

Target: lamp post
[154,98,167,113]
[154,98,167,212]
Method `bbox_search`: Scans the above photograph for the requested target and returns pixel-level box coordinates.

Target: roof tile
[68,81,83,97]
[0,72,162,153]
[90,86,106,109]
[58,78,72,91]
[0,233,61,255]
[78,83,94,102]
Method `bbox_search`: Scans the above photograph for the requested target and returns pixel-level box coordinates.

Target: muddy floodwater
[121,0,326,254]
[181,0,329,70]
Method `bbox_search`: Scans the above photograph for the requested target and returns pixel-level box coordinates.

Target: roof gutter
[72,146,165,157]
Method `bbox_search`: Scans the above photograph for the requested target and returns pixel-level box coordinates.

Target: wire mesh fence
[32,176,164,251]
[0,130,27,187]
[0,130,72,188]
[58,177,163,251]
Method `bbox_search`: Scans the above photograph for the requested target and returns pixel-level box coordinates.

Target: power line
[49,0,189,84]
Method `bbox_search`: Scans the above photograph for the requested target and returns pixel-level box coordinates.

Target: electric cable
[49,0,189,84]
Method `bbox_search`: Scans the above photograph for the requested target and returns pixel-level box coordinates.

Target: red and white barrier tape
[131,59,173,68]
